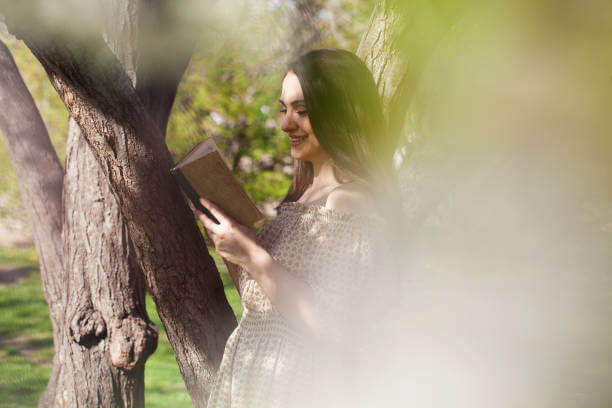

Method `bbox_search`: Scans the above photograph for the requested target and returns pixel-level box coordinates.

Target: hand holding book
[171,137,263,226]
[195,198,261,269]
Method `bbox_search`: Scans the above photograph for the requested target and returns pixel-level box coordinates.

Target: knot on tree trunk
[109,316,158,370]
[68,305,107,347]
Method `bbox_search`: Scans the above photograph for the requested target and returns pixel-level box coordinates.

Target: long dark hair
[281,49,396,204]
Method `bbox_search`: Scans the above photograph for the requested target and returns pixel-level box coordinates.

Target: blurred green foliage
[167,42,291,191]
[0,0,379,222]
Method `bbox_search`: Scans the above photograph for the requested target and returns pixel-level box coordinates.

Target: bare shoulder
[325,181,374,216]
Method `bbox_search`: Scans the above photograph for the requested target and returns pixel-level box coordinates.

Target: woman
[197,49,397,408]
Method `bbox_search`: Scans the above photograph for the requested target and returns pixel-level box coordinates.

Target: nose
[280,111,298,133]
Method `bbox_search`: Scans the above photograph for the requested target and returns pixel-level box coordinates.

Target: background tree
[0,1,236,406]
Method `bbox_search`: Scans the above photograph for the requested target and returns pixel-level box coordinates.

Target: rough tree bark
[55,3,200,404]
[1,1,192,405]
[59,115,157,407]
[1,3,237,405]
[1,25,157,408]
[1,3,161,406]
[357,0,453,146]
[53,1,159,405]
[2,1,230,407]
[357,0,406,109]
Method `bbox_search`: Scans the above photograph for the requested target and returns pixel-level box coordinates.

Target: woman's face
[279,71,328,164]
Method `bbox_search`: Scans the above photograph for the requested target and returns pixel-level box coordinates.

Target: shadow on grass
[0,266,37,284]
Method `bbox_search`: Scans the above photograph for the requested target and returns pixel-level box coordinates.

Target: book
[170,137,263,226]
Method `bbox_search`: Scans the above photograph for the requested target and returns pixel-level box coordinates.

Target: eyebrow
[278,99,305,107]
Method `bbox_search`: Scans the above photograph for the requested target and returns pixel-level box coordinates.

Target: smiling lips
[289,135,308,146]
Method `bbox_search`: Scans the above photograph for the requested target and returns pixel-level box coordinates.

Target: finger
[199,198,229,224]
[197,208,222,233]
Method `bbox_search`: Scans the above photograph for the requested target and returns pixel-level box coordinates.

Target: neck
[311,157,337,187]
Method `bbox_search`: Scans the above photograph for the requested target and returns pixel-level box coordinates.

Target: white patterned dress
[207,201,386,408]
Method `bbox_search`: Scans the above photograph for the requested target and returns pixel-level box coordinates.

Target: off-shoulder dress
[207,201,386,408]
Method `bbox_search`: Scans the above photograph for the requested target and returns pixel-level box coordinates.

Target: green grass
[0,246,241,407]
[0,247,52,408]
[144,293,193,408]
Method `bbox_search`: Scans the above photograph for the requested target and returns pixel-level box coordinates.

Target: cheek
[300,117,314,135]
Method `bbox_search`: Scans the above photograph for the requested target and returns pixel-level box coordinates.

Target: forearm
[245,246,322,335]
[195,198,322,333]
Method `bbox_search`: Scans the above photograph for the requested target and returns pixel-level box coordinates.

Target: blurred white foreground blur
[325,2,612,407]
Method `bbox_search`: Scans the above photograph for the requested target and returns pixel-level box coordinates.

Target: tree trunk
[0,40,66,408]
[54,112,157,407]
[1,6,237,405]
[46,46,237,405]
[356,0,471,228]
[48,0,159,405]
[1,1,217,406]
[356,0,466,157]
[1,18,158,408]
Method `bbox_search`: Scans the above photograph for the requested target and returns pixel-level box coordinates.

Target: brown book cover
[171,138,263,226]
